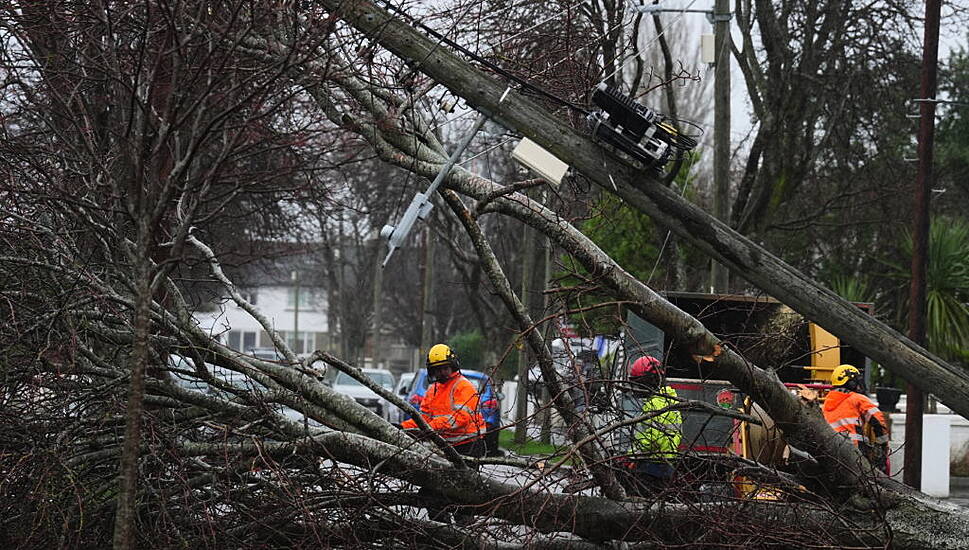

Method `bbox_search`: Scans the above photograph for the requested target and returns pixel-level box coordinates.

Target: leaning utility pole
[904,0,942,490]
[709,0,731,293]
[326,0,969,422]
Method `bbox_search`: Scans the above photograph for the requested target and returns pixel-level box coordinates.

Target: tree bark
[441,190,626,500]
[111,238,152,550]
[321,0,969,424]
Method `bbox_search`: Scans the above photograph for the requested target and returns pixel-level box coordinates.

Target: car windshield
[334,372,362,386]
[373,372,394,389]
[335,371,394,389]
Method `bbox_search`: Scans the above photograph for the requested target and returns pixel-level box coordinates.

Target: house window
[227,330,258,352]
[286,331,313,354]
[287,288,314,310]
[240,289,257,305]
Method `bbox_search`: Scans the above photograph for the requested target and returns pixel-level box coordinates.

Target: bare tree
[5,1,969,549]
[728,0,923,244]
[1,1,342,547]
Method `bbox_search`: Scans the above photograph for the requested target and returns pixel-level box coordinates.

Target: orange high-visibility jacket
[822,390,889,446]
[402,373,484,444]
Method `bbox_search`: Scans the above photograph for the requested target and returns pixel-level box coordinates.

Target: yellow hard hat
[427,344,457,367]
[831,364,861,387]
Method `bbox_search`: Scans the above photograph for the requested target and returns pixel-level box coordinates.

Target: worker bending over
[624,355,682,497]
[401,344,485,454]
[401,344,485,522]
[823,364,890,474]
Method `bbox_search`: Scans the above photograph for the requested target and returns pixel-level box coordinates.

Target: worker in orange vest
[822,364,890,474]
[401,343,485,452]
[401,344,485,522]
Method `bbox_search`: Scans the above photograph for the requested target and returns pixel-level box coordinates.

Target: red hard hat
[630,355,661,377]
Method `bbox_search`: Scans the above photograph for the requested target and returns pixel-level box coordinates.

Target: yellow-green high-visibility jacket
[633,386,682,459]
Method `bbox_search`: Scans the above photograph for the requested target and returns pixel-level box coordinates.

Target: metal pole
[514,219,535,444]
[419,227,435,360]
[903,0,941,490]
[292,270,300,355]
[709,0,731,293]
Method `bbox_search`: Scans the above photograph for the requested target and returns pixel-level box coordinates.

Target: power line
[376,0,591,115]
[596,0,701,87]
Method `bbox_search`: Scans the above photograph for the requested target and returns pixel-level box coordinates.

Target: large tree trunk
[111,247,152,550]
[301,2,969,546]
[170,428,969,549]
[320,0,969,423]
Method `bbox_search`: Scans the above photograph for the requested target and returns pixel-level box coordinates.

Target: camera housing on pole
[588,83,697,177]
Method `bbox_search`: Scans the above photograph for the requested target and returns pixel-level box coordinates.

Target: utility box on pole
[701,34,715,64]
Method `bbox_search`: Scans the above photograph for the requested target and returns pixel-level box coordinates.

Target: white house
[189,245,419,374]
[194,280,329,355]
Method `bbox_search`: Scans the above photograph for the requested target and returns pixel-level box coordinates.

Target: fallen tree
[318,0,969,424]
[5,1,969,548]
[275,0,969,546]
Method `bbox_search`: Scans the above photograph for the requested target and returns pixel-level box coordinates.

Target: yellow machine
[802,323,842,383]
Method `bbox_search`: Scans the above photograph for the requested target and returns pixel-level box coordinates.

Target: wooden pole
[514,220,535,444]
[709,0,731,292]
[903,0,941,490]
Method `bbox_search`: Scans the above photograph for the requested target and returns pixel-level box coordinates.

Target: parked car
[406,369,503,456]
[389,371,416,424]
[331,369,396,421]
[167,355,322,428]
[245,349,327,379]
[247,347,283,361]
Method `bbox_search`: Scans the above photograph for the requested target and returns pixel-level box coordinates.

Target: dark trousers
[423,437,484,522]
[622,460,676,498]
[452,438,485,460]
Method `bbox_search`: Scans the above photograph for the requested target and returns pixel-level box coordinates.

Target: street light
[632,1,732,293]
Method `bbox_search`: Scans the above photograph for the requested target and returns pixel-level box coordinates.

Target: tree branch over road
[320,0,969,424]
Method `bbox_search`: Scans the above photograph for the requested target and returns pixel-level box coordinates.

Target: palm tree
[829,274,874,304]
[885,217,969,362]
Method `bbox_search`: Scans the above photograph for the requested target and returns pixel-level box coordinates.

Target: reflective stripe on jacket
[822,389,888,446]
[632,386,682,459]
[401,373,484,444]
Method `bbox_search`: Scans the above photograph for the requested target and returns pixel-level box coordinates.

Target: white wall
[500,381,528,427]
[194,285,328,339]
[888,413,969,479]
